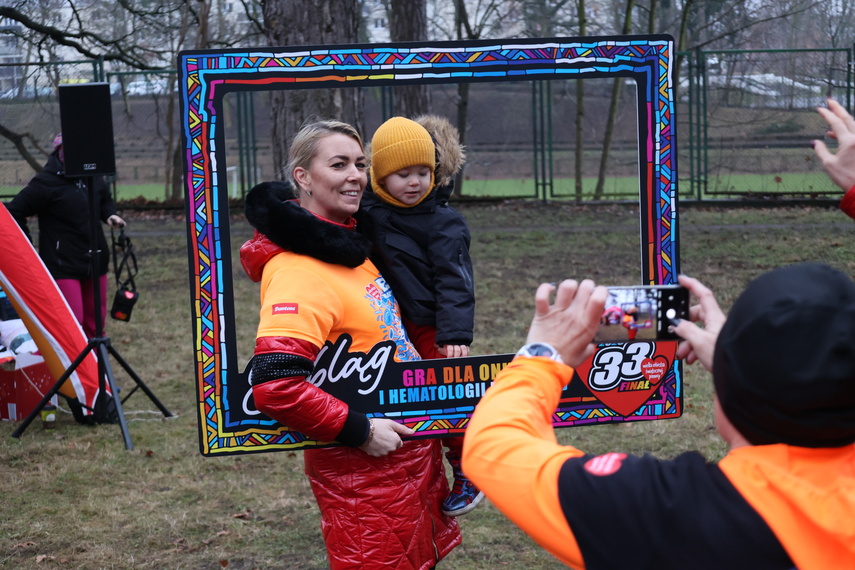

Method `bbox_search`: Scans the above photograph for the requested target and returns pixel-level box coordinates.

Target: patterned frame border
[178,35,679,456]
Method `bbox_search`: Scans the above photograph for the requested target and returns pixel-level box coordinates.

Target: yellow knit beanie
[369,117,436,208]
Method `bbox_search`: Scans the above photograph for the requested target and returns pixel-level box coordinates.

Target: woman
[240,120,461,569]
[6,133,125,339]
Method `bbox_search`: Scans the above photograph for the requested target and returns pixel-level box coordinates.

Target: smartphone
[594,285,689,343]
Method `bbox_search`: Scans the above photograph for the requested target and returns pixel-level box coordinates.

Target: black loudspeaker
[58,83,116,177]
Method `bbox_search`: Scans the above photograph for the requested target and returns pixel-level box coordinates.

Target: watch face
[516,342,562,363]
[528,343,555,357]
[520,343,560,360]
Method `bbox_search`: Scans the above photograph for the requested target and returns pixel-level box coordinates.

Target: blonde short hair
[286,120,364,195]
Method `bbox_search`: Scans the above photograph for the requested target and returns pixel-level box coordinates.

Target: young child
[358,115,482,516]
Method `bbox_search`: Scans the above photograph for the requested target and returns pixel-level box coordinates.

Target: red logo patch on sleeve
[272,302,298,315]
[583,452,627,476]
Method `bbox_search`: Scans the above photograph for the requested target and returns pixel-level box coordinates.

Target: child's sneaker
[442,473,484,516]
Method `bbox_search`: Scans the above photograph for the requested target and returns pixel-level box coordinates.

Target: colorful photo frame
[178,35,679,456]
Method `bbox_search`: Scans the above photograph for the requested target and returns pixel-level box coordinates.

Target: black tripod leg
[96,343,133,450]
[106,342,175,418]
[11,340,95,439]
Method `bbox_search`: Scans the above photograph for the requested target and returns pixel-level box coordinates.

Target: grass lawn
[2,163,833,203]
[0,202,853,568]
[81,171,841,204]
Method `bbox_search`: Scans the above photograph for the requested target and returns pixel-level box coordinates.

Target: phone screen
[594,285,688,342]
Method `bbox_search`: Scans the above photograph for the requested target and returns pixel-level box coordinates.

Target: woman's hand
[671,275,727,372]
[360,418,415,457]
[107,214,125,228]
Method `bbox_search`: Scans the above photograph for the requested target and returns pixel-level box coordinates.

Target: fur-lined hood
[412,114,466,188]
[240,181,372,281]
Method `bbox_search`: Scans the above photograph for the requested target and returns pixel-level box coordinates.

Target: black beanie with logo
[713,262,855,448]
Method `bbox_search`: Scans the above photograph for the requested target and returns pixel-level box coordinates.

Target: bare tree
[575,0,586,201]
[0,1,176,172]
[518,1,585,199]
[519,0,578,35]
[0,2,183,70]
[0,0,263,185]
[0,0,260,190]
[593,0,634,200]
[165,2,207,201]
[2,0,841,200]
[261,0,364,177]
[815,0,855,48]
[445,0,524,195]
[388,0,430,117]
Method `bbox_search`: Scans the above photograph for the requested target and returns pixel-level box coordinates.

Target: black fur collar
[244,181,371,268]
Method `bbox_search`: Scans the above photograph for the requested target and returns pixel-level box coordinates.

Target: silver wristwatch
[515,342,564,364]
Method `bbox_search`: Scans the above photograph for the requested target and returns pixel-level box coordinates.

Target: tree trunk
[165,78,182,201]
[166,4,196,201]
[389,0,430,116]
[648,0,658,34]
[594,0,634,200]
[593,78,624,199]
[574,0,587,201]
[452,0,475,197]
[262,0,364,177]
[674,0,697,98]
[453,82,470,197]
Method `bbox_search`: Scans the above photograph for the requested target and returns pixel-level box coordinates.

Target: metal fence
[683,47,853,200]
[0,46,851,203]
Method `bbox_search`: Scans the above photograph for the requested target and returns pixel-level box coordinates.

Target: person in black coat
[5,134,125,339]
[358,115,481,517]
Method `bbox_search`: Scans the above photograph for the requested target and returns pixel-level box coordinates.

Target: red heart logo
[573,341,677,417]
[640,356,669,385]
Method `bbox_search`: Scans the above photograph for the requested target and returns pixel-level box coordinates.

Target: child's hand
[438,344,470,358]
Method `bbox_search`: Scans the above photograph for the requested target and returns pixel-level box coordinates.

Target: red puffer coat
[306,442,458,569]
[241,184,460,569]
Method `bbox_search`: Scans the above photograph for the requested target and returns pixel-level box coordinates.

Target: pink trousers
[56,275,108,340]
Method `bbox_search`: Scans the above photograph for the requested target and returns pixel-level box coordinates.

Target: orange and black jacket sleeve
[463,357,587,568]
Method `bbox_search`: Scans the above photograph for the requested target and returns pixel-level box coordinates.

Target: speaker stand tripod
[12,177,174,450]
